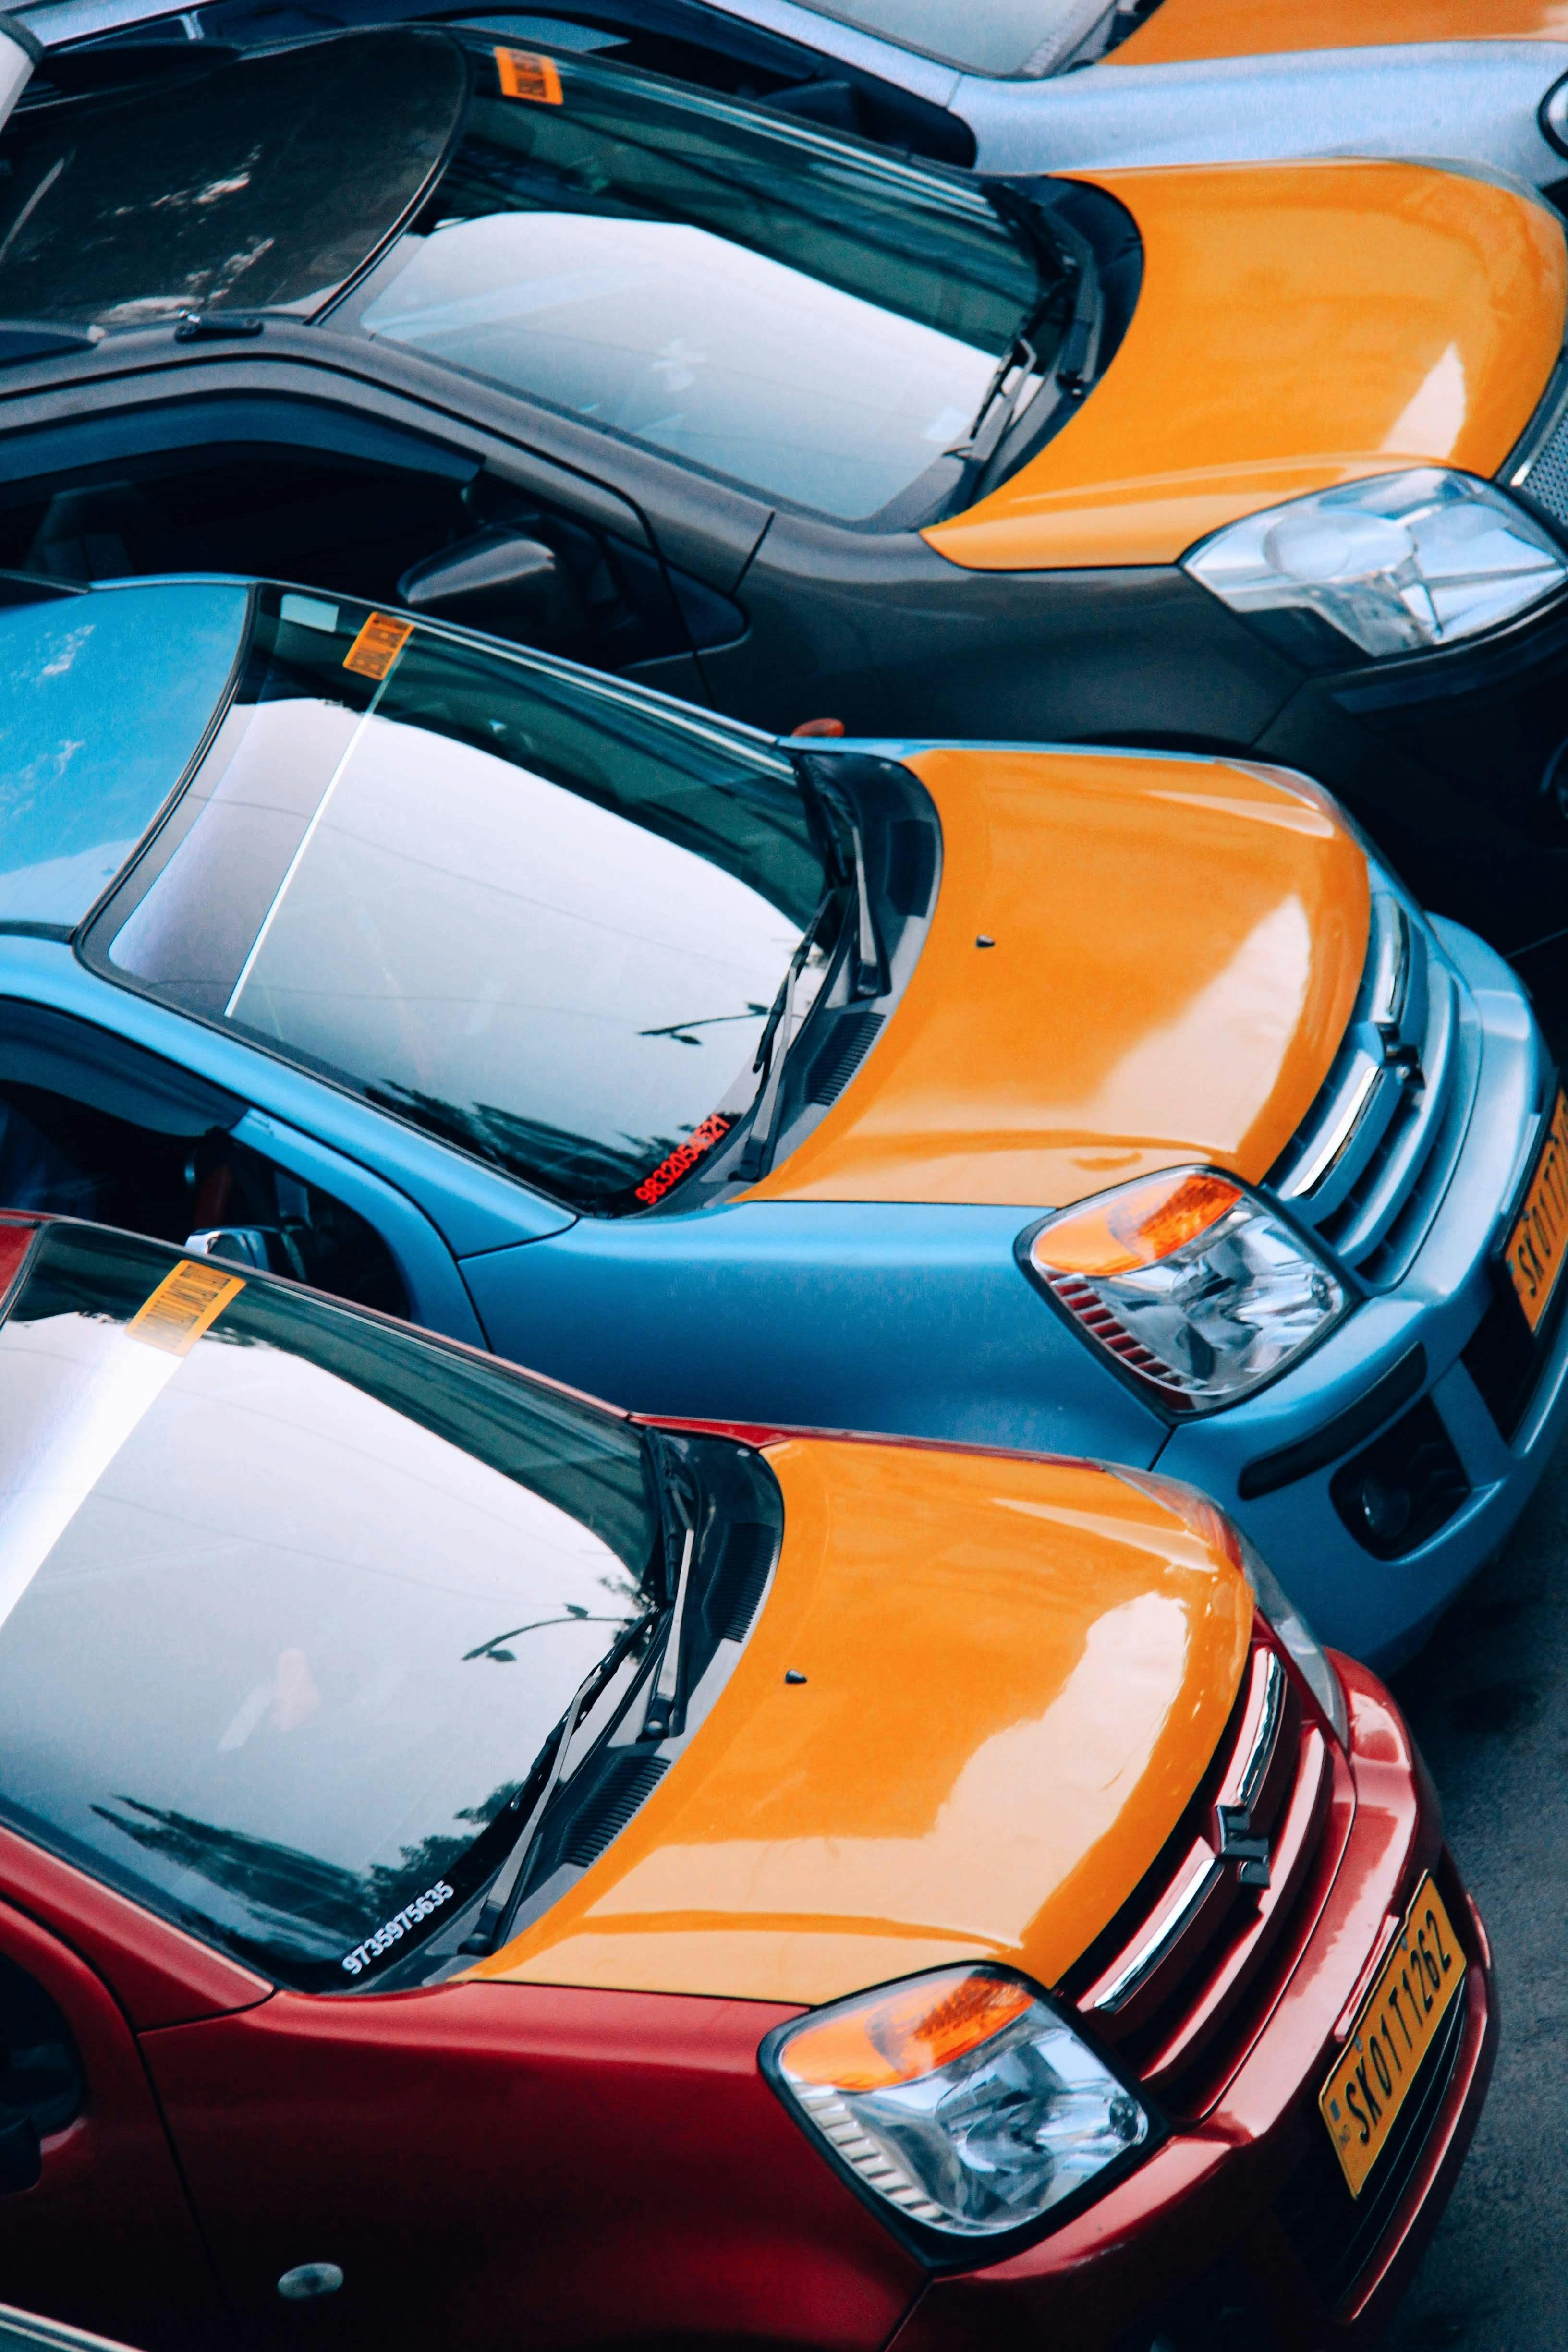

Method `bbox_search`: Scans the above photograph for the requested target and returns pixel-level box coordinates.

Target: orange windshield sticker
[127,1260,246,1357]
[495,46,563,103]
[343,612,414,681]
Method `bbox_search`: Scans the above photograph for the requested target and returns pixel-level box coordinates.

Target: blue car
[1,570,1563,1668]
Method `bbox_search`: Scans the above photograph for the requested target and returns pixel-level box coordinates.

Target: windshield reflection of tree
[92,1784,523,1960]
[364,1081,688,1207]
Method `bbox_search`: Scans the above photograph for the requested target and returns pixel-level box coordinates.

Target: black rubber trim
[0,14,45,64]
[1236,1345,1427,1501]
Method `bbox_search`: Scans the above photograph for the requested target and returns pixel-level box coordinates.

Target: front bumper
[1157,916,1568,1672]
[887,1653,1496,2352]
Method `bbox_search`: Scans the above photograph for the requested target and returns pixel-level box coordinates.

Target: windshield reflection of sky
[223,707,804,1181]
[362,213,993,519]
[0,1305,640,1956]
[0,582,248,927]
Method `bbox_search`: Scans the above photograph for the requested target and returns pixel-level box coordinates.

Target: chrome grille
[1063,1631,1343,2119]
[1266,889,1478,1289]
[1506,357,1568,539]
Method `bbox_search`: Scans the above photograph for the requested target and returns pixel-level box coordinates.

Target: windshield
[0,581,248,929]
[0,1222,661,1988]
[349,45,1049,521]
[788,0,1134,76]
[0,29,466,327]
[99,585,831,1212]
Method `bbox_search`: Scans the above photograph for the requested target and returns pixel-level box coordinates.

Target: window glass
[356,49,1045,520]
[0,30,466,327]
[787,0,1121,76]
[0,1224,659,1988]
[0,582,247,928]
[106,590,827,1211]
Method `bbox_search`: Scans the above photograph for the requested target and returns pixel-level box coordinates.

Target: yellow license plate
[1319,1873,1465,2198]
[1505,1089,1568,1334]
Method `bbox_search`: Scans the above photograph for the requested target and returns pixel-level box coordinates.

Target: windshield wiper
[948,326,1042,479]
[640,1425,697,1741]
[456,1652,612,1957]
[795,755,883,999]
[459,1439,696,1954]
[737,909,826,1182]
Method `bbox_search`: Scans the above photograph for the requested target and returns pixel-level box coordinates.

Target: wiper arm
[948,327,1041,477]
[643,1521,695,1741]
[737,916,821,1183]
[457,1652,615,1957]
[795,754,883,999]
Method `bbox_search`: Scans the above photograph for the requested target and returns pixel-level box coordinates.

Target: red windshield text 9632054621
[635,1115,734,1206]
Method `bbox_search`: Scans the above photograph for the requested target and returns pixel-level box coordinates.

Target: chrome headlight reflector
[1024,1168,1348,1412]
[1184,468,1567,661]
[765,1967,1150,2247]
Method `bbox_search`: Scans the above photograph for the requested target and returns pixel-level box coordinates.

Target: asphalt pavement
[1379,1422,1568,2351]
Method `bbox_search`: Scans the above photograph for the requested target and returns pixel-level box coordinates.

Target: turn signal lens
[784,1973,1033,2093]
[767,1966,1149,2242]
[1034,1170,1240,1276]
[1026,1167,1347,1412]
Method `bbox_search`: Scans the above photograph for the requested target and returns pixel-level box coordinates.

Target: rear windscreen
[0,28,467,327]
[0,1223,659,1987]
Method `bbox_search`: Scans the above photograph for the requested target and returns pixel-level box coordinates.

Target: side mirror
[398,529,576,643]
[184,1226,307,1280]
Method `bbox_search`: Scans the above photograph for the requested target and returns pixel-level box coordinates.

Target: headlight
[1116,1467,1350,1747]
[1023,1168,1348,1412]
[764,1966,1150,2248]
[1183,468,1567,662]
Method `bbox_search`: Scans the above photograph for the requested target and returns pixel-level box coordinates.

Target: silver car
[12,0,1568,191]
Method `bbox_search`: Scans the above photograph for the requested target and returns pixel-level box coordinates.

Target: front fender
[459,1198,1166,1461]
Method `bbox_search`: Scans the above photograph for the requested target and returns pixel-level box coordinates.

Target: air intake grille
[807,1011,884,1106]
[1059,1629,1342,2120]
[1510,369,1568,537]
[559,1754,669,1872]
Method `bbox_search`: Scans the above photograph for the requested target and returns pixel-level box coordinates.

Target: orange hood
[924,158,1566,572]
[471,1442,1253,2005]
[740,747,1368,1211]
[1112,0,1568,64]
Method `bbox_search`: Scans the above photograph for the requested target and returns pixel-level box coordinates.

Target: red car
[0,1212,1493,2352]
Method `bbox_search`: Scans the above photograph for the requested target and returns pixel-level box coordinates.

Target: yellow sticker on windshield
[495,46,563,103]
[343,612,413,681]
[127,1260,246,1357]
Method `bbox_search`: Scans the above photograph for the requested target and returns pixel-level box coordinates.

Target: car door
[0,1896,222,2348]
[0,983,483,1338]
[0,362,720,703]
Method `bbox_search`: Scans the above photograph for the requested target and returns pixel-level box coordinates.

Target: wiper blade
[456,1653,611,1957]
